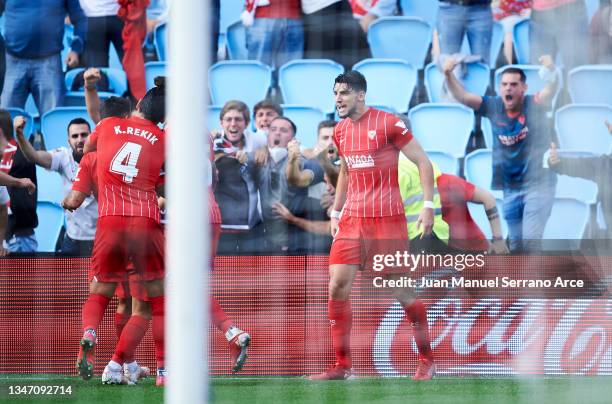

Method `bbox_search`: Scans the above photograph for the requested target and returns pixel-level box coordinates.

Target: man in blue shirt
[444,55,559,252]
[0,0,87,115]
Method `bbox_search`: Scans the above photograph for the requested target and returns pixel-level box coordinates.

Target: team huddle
[54,70,439,385]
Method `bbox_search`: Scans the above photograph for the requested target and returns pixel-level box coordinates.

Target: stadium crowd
[0,0,610,257]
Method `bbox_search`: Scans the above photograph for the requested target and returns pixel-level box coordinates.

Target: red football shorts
[91,216,165,282]
[329,215,410,273]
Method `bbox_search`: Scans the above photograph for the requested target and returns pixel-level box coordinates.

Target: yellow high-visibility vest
[398,156,449,242]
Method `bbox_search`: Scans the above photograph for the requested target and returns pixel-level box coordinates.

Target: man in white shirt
[14,115,97,255]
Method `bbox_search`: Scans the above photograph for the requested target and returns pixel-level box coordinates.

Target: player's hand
[538,54,555,70]
[209,129,222,140]
[605,120,612,135]
[18,178,36,194]
[65,51,80,68]
[83,68,101,90]
[488,238,510,255]
[548,142,560,166]
[442,57,458,75]
[235,150,248,165]
[272,202,293,221]
[13,116,26,137]
[254,146,269,166]
[330,217,340,238]
[287,139,301,162]
[416,208,434,239]
[61,198,75,212]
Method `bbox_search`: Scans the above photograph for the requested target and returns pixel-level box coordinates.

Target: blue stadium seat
[512,18,530,64]
[41,107,94,151]
[278,59,343,115]
[481,117,493,149]
[400,0,438,27]
[494,64,563,109]
[460,21,504,68]
[542,198,590,248]
[463,149,502,198]
[220,0,243,34]
[555,104,612,154]
[5,108,34,138]
[425,62,490,103]
[207,105,223,132]
[35,201,64,252]
[353,59,417,114]
[367,17,432,69]
[547,150,599,205]
[64,67,128,106]
[36,166,64,204]
[568,65,612,105]
[281,105,327,149]
[468,198,508,240]
[209,61,272,109]
[585,0,600,22]
[226,21,248,60]
[427,150,459,175]
[154,22,167,61]
[145,61,167,90]
[408,103,475,158]
[25,94,39,118]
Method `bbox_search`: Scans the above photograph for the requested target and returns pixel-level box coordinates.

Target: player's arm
[470,186,509,254]
[273,202,331,235]
[83,68,102,124]
[61,190,88,212]
[443,57,483,111]
[0,204,8,257]
[0,171,36,193]
[286,139,315,188]
[400,139,434,238]
[13,116,52,169]
[330,157,349,237]
[535,55,558,105]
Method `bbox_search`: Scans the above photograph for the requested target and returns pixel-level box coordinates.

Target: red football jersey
[437,174,488,251]
[334,108,413,218]
[88,116,165,222]
[73,152,98,198]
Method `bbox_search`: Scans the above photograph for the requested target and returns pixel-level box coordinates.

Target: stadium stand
[567,65,612,105]
[36,166,64,204]
[425,61,490,103]
[542,198,591,249]
[427,150,460,176]
[512,17,530,65]
[353,58,417,114]
[367,16,432,69]
[64,67,128,106]
[278,59,343,115]
[209,61,273,109]
[41,107,94,151]
[280,105,327,149]
[226,21,248,60]
[555,104,612,154]
[399,0,438,27]
[154,21,167,61]
[34,201,64,252]
[408,103,475,158]
[145,61,168,90]
[464,149,502,199]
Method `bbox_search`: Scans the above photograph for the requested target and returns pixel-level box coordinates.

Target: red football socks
[114,312,131,339]
[150,296,165,369]
[402,299,434,361]
[111,315,149,365]
[82,294,111,332]
[210,297,233,334]
[329,299,353,368]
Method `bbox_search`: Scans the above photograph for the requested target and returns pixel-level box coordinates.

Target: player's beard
[338,104,356,119]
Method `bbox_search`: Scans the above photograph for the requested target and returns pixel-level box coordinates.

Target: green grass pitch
[1,375,612,403]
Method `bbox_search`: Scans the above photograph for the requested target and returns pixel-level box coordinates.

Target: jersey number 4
[110,142,142,183]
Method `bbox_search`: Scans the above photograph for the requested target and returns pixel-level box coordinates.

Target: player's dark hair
[138,76,166,124]
[334,70,367,93]
[253,100,283,117]
[100,96,132,119]
[272,116,297,136]
[0,109,14,140]
[501,67,527,83]
[67,117,91,134]
[317,120,337,133]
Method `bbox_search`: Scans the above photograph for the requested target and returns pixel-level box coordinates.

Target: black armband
[485,206,499,220]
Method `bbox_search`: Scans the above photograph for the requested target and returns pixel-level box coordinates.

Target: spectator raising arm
[443,57,484,111]
[534,54,558,105]
[285,139,315,187]
[84,68,102,124]
[13,116,52,169]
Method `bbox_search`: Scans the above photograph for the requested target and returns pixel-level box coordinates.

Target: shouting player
[309,71,436,381]
[75,78,166,384]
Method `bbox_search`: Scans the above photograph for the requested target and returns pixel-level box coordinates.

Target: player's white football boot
[124,362,150,385]
[227,327,251,373]
[101,362,127,385]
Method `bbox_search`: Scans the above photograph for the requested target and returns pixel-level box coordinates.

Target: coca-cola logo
[373,298,612,376]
